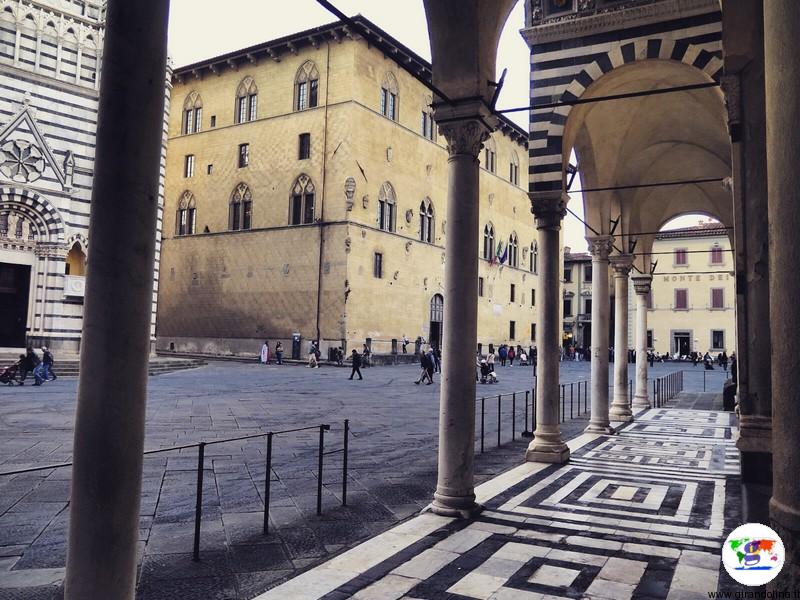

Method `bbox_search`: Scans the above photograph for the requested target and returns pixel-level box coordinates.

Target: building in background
[562,246,592,351]
[157,16,539,358]
[639,222,735,357]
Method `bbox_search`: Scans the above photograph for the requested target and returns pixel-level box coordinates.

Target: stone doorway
[429,293,443,349]
[0,262,30,347]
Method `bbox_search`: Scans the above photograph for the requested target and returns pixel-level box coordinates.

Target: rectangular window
[710,245,724,264]
[183,154,194,178]
[584,264,592,282]
[674,248,688,265]
[303,192,315,224]
[478,277,484,297]
[675,288,688,310]
[230,202,241,231]
[380,89,387,116]
[531,323,536,341]
[242,200,252,230]
[297,82,307,111]
[711,287,724,309]
[564,267,572,283]
[510,283,516,303]
[509,320,516,340]
[238,143,249,168]
[309,80,319,108]
[298,133,311,160]
[712,329,725,350]
[388,93,397,120]
[373,252,383,279]
[237,96,247,124]
[647,329,654,349]
[194,107,202,133]
[585,298,592,314]
[210,115,216,128]
[563,298,572,316]
[291,194,302,225]
[183,109,193,134]
[248,94,258,121]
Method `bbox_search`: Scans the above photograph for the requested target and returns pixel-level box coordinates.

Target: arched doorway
[429,294,443,349]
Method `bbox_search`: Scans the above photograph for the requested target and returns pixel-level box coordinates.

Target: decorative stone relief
[344,177,356,211]
[345,237,352,253]
[423,277,428,288]
[438,120,490,157]
[360,229,366,239]
[393,271,399,281]
[362,195,369,209]
[282,263,290,274]
[578,0,595,11]
[405,241,412,253]
[441,252,445,264]
[1,139,45,183]
[405,209,413,224]
[426,164,432,176]
[64,151,75,190]
[488,193,494,207]
[386,147,393,162]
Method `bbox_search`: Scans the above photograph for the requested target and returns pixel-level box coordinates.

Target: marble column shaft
[586,236,613,433]
[631,275,652,410]
[64,1,169,598]
[610,255,634,422]
[526,191,570,464]
[430,116,489,518]
[764,0,800,590]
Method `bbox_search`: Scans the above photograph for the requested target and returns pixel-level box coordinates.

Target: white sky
[167,1,709,252]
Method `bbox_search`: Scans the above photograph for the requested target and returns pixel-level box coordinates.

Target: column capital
[587,235,613,260]
[529,190,569,229]
[434,98,494,158]
[631,273,653,295]
[610,253,634,277]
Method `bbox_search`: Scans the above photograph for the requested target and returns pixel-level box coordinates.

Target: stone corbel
[720,74,742,143]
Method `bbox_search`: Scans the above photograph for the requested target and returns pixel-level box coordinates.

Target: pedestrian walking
[260,341,270,365]
[508,346,516,366]
[308,343,319,368]
[33,347,56,385]
[730,352,737,384]
[415,350,432,384]
[336,347,344,366]
[648,351,655,368]
[275,341,284,365]
[18,347,39,385]
[498,345,508,367]
[425,347,436,384]
[402,334,409,354]
[349,349,363,380]
[433,346,441,373]
[487,349,496,372]
[362,344,371,368]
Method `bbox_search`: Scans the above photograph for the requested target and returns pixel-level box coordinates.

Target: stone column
[764,0,800,590]
[721,0,773,525]
[430,106,490,518]
[64,1,169,599]
[610,255,633,422]
[631,274,652,410]
[585,235,613,433]
[526,191,570,463]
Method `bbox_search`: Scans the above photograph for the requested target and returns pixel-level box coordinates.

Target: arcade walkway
[257,403,739,600]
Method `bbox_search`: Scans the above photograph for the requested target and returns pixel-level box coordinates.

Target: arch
[229,182,252,231]
[65,241,86,276]
[0,186,65,244]
[508,232,519,268]
[235,76,258,124]
[419,197,434,243]
[483,222,495,260]
[430,293,444,322]
[289,174,315,225]
[380,72,399,120]
[294,60,319,111]
[175,190,196,235]
[182,91,203,134]
[377,181,396,232]
[530,40,724,193]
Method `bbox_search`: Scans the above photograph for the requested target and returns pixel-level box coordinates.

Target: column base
[631,395,651,410]
[430,492,483,519]
[585,421,614,434]
[768,499,800,592]
[609,404,634,422]
[526,443,570,464]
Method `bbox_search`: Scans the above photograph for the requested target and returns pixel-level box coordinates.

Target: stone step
[0,357,206,378]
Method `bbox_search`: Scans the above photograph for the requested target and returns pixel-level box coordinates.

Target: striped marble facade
[0,0,165,352]
[524,0,723,193]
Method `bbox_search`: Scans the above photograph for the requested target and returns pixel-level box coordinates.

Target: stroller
[479,360,498,384]
[1,362,21,385]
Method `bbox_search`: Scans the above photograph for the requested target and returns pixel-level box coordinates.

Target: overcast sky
[167,1,706,251]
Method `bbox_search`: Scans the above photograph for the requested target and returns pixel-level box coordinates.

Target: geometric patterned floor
[255,407,740,600]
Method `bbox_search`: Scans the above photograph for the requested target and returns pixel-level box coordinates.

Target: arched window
[483,223,495,260]
[380,72,399,121]
[483,136,496,173]
[419,198,434,243]
[294,61,319,111]
[509,151,520,185]
[182,91,202,134]
[530,241,538,274]
[229,183,252,231]
[235,76,258,124]
[289,174,315,225]
[378,182,396,232]
[65,242,86,276]
[508,233,519,267]
[176,191,196,235]
[420,94,435,141]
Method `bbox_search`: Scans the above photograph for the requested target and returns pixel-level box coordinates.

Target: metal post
[497,394,502,448]
[263,433,273,534]
[480,397,485,453]
[512,393,516,441]
[192,442,206,562]
[584,380,588,413]
[570,383,574,420]
[704,370,706,392]
[577,380,581,415]
[316,425,328,516]
[532,386,537,432]
[522,390,533,438]
[342,420,349,507]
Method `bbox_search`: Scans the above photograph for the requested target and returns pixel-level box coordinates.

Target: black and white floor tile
[256,408,739,600]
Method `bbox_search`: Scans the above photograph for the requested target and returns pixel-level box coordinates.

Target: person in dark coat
[18,347,40,385]
[415,350,431,384]
[349,349,363,380]
[425,348,436,384]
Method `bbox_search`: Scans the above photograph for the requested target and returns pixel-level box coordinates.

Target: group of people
[414,347,440,385]
[1,347,56,386]
[259,341,284,365]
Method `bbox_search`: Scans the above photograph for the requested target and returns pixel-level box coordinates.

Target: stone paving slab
[0,362,728,599]
[257,405,742,600]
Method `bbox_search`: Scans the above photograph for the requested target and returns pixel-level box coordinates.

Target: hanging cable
[569,176,726,195]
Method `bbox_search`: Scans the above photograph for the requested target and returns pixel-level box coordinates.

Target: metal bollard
[512,393,516,441]
[193,442,206,561]
[263,433,273,534]
[342,420,349,507]
[316,424,329,516]
[497,395,502,448]
[577,381,581,415]
[570,383,574,420]
[481,398,485,453]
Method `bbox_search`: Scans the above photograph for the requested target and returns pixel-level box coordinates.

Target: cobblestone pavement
[0,360,730,599]
[258,403,741,600]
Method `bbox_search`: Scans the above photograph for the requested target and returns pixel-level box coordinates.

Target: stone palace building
[156,16,540,358]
